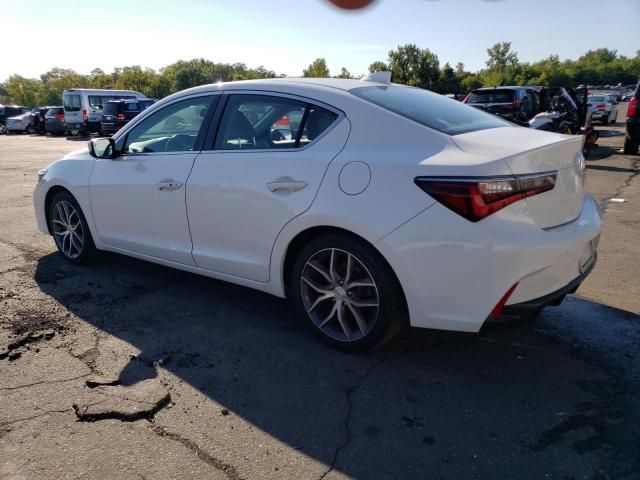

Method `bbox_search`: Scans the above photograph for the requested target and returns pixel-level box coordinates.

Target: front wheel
[291,233,406,352]
[48,192,96,264]
[0,123,6,134]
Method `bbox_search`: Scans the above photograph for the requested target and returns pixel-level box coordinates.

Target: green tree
[40,68,89,104]
[4,75,42,106]
[336,67,354,79]
[387,44,440,89]
[368,61,388,73]
[303,58,330,77]
[483,41,520,86]
[434,62,459,93]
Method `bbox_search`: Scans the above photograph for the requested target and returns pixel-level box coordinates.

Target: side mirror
[88,137,117,159]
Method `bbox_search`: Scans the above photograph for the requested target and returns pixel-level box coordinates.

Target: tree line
[1,43,638,107]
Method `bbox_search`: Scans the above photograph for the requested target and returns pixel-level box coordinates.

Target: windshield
[351,85,509,136]
[63,94,81,112]
[467,89,516,104]
[588,95,605,103]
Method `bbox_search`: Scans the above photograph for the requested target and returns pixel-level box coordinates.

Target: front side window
[124,95,214,154]
[214,95,338,150]
[64,95,81,112]
[352,85,509,136]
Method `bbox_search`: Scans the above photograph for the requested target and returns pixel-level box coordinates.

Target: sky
[1,0,638,82]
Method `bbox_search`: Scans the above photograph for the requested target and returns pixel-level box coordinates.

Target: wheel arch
[280,225,408,317]
[44,185,74,234]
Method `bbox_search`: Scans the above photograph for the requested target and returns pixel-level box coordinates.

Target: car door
[187,92,350,282]
[89,93,218,265]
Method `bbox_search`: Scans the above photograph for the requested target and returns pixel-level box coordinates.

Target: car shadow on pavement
[32,251,640,479]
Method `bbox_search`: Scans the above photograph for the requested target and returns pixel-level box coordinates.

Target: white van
[62,88,148,135]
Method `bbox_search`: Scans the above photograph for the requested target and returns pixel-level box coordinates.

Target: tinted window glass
[215,95,337,150]
[45,107,63,117]
[352,85,509,136]
[64,95,81,112]
[467,89,516,104]
[103,102,121,115]
[125,96,214,154]
[125,102,140,111]
[89,95,136,109]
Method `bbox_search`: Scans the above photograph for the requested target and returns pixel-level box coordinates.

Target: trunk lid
[452,126,585,228]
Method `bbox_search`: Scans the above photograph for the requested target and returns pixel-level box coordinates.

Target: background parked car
[44,107,65,135]
[463,86,540,121]
[30,106,57,134]
[624,81,639,154]
[6,112,35,134]
[588,94,618,124]
[63,88,148,135]
[100,99,156,136]
[0,104,30,134]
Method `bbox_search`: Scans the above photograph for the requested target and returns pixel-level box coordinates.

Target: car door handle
[266,178,308,193]
[157,181,184,191]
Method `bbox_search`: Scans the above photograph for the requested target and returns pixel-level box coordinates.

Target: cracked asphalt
[1,103,639,480]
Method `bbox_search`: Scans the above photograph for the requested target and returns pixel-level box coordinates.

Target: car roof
[472,86,529,91]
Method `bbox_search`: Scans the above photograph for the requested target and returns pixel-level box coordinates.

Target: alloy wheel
[52,200,84,259]
[300,248,379,342]
[0,124,6,134]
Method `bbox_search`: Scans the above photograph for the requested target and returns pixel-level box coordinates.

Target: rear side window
[214,94,338,150]
[467,89,516,104]
[352,85,509,136]
[64,95,81,112]
[126,103,140,111]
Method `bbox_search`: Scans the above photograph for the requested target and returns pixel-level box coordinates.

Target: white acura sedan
[34,73,601,351]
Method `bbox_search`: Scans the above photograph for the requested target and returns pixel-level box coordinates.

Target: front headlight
[37,168,48,184]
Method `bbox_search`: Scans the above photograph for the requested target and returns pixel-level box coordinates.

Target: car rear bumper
[375,194,602,332]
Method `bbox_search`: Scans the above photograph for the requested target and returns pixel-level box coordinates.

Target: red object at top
[274,115,289,126]
[327,0,375,9]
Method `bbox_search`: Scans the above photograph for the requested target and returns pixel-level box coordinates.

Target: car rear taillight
[414,172,557,222]
[82,109,88,120]
[513,100,521,109]
[596,104,606,111]
[55,113,64,120]
[628,97,638,117]
[116,113,125,121]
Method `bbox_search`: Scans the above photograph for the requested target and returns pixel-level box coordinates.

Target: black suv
[0,104,30,134]
[101,99,155,136]
[463,86,541,121]
[624,80,639,155]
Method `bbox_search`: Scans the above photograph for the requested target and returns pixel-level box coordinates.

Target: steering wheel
[166,134,193,152]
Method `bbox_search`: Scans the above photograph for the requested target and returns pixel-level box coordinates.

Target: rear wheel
[48,192,96,264]
[0,123,6,134]
[291,232,406,352]
[26,125,35,134]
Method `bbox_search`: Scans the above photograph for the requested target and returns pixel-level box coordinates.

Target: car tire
[602,115,609,125]
[291,232,406,352]
[26,125,35,134]
[48,191,97,264]
[624,138,639,155]
[0,123,6,134]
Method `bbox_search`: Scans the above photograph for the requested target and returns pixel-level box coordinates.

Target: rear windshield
[45,107,63,116]
[351,85,509,136]
[103,102,121,114]
[467,89,516,104]
[588,95,605,103]
[89,95,136,109]
[64,95,81,112]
